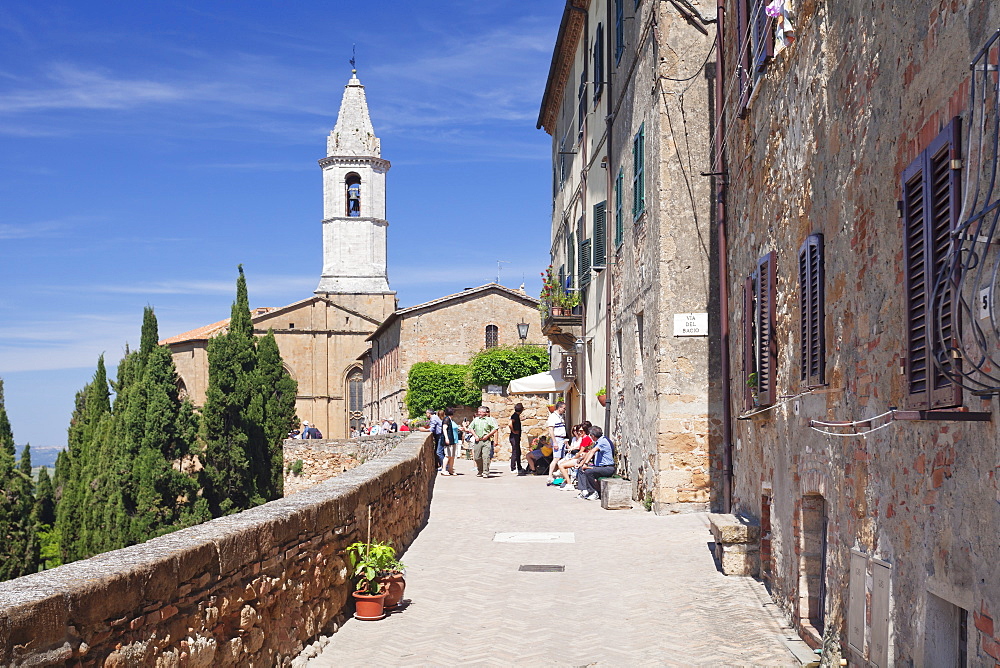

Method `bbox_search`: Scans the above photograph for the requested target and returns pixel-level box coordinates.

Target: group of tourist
[425,400,615,501]
[350,419,402,438]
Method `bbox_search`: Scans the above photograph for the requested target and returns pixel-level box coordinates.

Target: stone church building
[163,70,541,438]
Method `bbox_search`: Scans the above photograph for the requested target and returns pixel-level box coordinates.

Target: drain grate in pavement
[518,564,565,572]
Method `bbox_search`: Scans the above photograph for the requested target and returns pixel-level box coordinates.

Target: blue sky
[0,1,561,451]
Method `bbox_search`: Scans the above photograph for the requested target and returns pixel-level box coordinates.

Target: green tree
[405,362,482,418]
[0,441,39,580]
[201,265,261,515]
[468,345,549,388]
[33,466,55,527]
[255,331,297,500]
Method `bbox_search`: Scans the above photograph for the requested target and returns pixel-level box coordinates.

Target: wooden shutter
[743,276,755,410]
[751,0,774,73]
[799,234,825,386]
[580,238,593,286]
[633,125,645,218]
[903,118,962,409]
[756,252,777,405]
[593,23,604,101]
[593,201,607,267]
[927,119,962,408]
[736,0,751,117]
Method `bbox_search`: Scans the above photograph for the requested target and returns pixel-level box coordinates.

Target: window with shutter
[593,201,607,267]
[799,234,825,386]
[743,276,756,411]
[756,252,777,406]
[614,170,625,247]
[737,0,773,117]
[633,124,645,220]
[593,23,604,102]
[902,118,962,409]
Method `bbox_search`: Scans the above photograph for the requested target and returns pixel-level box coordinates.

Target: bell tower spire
[316,69,392,294]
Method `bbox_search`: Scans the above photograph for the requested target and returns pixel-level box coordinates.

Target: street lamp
[517,321,530,342]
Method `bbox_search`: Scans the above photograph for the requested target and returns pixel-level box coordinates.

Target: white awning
[508,368,571,394]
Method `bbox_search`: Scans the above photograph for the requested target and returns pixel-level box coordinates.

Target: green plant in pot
[346,541,397,620]
[746,372,759,406]
[596,386,608,407]
[379,551,407,611]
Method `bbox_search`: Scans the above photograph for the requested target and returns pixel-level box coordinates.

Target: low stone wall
[0,432,435,667]
[283,434,405,495]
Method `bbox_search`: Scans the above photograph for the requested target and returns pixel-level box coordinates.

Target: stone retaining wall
[283,434,404,495]
[0,433,435,667]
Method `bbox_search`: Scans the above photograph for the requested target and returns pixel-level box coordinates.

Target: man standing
[428,409,444,470]
[577,426,615,500]
[469,406,499,478]
[509,402,525,475]
[546,401,567,480]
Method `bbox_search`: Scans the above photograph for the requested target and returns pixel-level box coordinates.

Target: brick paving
[300,458,806,667]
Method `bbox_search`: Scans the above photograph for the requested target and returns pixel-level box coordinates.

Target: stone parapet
[0,433,436,667]
[708,513,761,577]
[283,434,404,495]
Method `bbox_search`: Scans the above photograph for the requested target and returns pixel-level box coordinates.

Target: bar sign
[562,353,578,379]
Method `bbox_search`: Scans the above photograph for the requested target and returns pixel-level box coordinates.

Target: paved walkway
[300,458,808,667]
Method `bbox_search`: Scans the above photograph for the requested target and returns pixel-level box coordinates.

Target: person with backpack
[440,408,459,475]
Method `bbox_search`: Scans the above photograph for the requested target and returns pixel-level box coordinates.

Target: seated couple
[551,424,615,500]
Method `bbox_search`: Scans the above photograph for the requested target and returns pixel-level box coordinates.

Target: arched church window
[346,173,361,217]
[485,325,499,348]
[348,370,364,430]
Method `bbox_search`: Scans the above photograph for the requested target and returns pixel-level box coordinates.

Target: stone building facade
[537,0,717,513]
[717,0,1000,663]
[359,283,547,425]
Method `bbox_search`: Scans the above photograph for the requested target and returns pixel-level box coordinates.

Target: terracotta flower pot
[353,590,388,621]
[380,573,406,609]
[547,405,556,413]
[597,394,607,407]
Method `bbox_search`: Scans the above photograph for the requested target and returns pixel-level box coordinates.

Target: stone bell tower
[316,69,393,295]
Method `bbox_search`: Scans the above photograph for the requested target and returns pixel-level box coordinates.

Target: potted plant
[746,372,759,406]
[346,541,396,620]
[379,551,407,611]
[596,386,607,407]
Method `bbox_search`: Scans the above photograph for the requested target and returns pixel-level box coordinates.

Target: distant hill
[14,444,63,468]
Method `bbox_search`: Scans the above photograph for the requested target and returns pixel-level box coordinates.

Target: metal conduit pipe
[714,0,734,512]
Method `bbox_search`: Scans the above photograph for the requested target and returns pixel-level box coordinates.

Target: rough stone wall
[0,433,435,667]
[282,434,404,495]
[608,0,717,514]
[720,0,1000,662]
[478,392,552,464]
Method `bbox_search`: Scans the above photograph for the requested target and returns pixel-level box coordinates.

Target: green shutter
[594,201,607,267]
[633,124,645,219]
[580,238,593,287]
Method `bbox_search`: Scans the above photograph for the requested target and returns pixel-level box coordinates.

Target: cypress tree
[56,357,112,562]
[202,266,257,515]
[255,331,298,500]
[0,441,39,580]
[33,466,55,527]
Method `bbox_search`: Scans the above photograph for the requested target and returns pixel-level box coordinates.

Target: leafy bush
[290,459,304,476]
[468,345,549,388]
[405,362,481,418]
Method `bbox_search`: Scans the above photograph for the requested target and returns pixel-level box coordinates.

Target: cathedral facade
[164,71,541,438]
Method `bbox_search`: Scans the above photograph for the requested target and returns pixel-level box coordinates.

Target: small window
[566,232,576,291]
[289,323,295,329]
[345,172,361,217]
[737,0,774,116]
[485,325,499,348]
[577,70,587,137]
[799,234,825,386]
[632,125,645,220]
